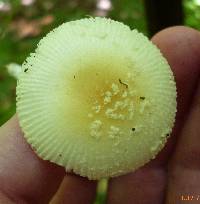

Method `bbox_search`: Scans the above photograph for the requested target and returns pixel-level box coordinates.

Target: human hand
[0,26,200,204]
[107,26,200,204]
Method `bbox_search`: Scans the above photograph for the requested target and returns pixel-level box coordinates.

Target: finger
[0,115,98,204]
[0,115,65,203]
[50,174,97,204]
[166,63,200,202]
[151,26,200,164]
[107,26,200,204]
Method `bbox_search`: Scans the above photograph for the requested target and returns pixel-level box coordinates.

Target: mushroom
[16,17,177,180]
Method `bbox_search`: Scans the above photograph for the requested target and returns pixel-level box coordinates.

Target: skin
[0,26,200,204]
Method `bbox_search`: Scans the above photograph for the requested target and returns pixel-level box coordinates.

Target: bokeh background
[0,0,200,203]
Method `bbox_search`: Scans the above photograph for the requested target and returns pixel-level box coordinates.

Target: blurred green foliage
[184,0,200,29]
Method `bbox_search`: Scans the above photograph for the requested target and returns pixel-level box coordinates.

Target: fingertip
[151,26,200,75]
[50,174,97,204]
[0,115,66,203]
[149,26,200,164]
[151,26,200,118]
[152,26,200,53]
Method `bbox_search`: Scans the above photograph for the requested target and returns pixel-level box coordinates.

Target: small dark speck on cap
[24,68,28,73]
[140,96,145,100]
[131,128,135,131]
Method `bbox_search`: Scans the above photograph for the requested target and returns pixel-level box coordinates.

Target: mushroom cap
[16,17,177,180]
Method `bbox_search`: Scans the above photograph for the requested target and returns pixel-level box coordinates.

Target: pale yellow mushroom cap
[16,17,177,180]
